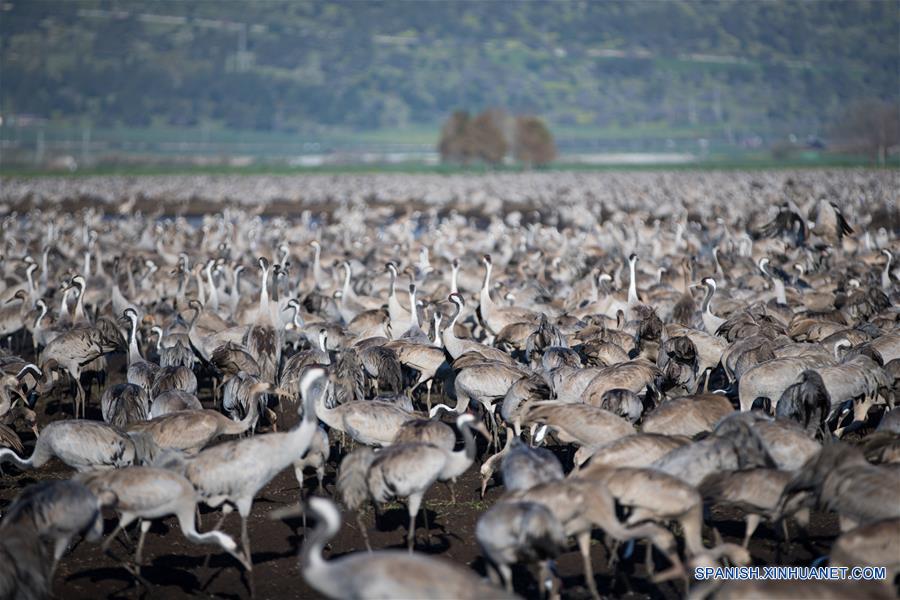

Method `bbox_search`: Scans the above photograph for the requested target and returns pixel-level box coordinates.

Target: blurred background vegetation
[0,0,897,171]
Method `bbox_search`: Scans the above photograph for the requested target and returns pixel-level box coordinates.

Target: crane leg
[240,514,256,598]
[577,531,600,600]
[76,379,87,418]
[135,520,151,565]
[425,380,433,415]
[355,511,372,551]
[407,492,424,553]
[422,502,431,547]
[498,563,512,593]
[202,506,232,568]
[240,516,252,567]
[50,537,69,578]
[743,514,761,548]
[101,522,125,553]
[539,559,559,600]
[407,510,416,552]
[446,480,456,504]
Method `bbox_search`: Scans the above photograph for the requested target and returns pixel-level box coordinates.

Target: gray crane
[128,393,262,455]
[0,419,157,472]
[287,496,516,600]
[39,316,124,417]
[338,413,487,551]
[177,367,322,578]
[123,307,160,394]
[100,382,150,429]
[480,430,564,497]
[242,257,283,384]
[0,517,50,600]
[148,389,203,418]
[79,466,249,571]
[0,480,108,577]
[476,499,566,596]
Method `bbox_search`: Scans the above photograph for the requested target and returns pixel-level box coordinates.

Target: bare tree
[468,109,508,165]
[832,99,899,165]
[514,116,557,167]
[438,110,473,164]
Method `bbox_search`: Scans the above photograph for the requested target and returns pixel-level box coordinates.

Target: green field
[1,153,895,179]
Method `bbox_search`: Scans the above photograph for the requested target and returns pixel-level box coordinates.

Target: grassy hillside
[1,1,897,158]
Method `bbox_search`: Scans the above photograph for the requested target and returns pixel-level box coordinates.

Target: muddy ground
[0,345,843,600]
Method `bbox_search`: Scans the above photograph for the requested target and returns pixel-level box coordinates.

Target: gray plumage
[0,420,158,472]
[775,370,831,440]
[149,390,203,418]
[338,440,452,551]
[151,365,198,397]
[650,415,774,485]
[79,466,248,569]
[1,480,107,575]
[298,497,515,600]
[598,388,643,423]
[476,500,566,594]
[0,520,50,600]
[40,317,124,417]
[179,368,321,566]
[101,383,150,429]
[359,344,403,394]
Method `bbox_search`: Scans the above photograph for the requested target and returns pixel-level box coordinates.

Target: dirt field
[0,349,840,600]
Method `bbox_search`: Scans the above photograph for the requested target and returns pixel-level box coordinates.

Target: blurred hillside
[1,1,897,165]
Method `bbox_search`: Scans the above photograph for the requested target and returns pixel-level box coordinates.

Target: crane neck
[300,504,337,573]
[432,315,442,347]
[408,288,419,329]
[127,315,143,363]
[342,265,351,298]
[459,420,477,463]
[73,285,87,323]
[206,265,219,311]
[195,270,206,306]
[772,277,786,305]
[34,302,48,330]
[450,264,459,295]
[258,266,271,324]
[480,261,495,318]
[627,258,639,306]
[388,267,397,298]
[883,254,892,290]
[58,287,72,324]
[702,282,715,314]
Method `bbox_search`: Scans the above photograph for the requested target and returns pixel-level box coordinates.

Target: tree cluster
[831,99,899,165]
[438,110,556,167]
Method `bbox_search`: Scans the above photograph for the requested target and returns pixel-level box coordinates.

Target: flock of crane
[0,170,897,599]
